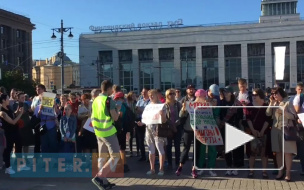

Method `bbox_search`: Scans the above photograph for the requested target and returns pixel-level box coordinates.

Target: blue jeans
[40,127,58,153]
[297,140,304,172]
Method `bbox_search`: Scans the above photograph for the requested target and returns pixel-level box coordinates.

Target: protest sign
[186,102,223,145]
[142,104,164,125]
[297,113,304,128]
[41,92,56,116]
[83,118,95,133]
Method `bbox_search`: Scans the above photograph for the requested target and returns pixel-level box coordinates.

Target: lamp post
[51,19,73,94]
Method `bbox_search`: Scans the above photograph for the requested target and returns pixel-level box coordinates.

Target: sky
[1,0,304,63]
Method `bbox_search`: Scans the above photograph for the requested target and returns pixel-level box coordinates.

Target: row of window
[262,2,297,16]
[96,41,304,92]
[0,26,23,38]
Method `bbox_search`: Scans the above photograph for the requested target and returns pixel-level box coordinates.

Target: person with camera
[246,88,271,179]
[0,94,24,174]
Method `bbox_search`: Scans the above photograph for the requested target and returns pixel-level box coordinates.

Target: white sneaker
[5,167,16,175]
[225,170,232,176]
[209,170,217,177]
[197,170,204,176]
[231,170,238,176]
[18,165,31,171]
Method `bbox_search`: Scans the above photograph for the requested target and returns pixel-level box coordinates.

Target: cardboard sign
[141,104,164,125]
[42,92,56,116]
[83,118,95,133]
[186,102,223,145]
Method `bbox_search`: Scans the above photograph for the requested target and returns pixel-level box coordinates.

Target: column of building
[290,39,297,89]
[153,48,160,89]
[265,41,273,88]
[241,43,248,81]
[132,49,140,92]
[173,47,181,88]
[196,45,203,88]
[112,49,120,85]
[218,44,225,88]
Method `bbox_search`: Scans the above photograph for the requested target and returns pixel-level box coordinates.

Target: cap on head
[223,86,234,94]
[209,84,219,96]
[187,84,195,89]
[195,89,207,97]
[114,92,124,100]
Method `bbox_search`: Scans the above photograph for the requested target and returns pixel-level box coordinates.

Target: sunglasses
[169,93,176,96]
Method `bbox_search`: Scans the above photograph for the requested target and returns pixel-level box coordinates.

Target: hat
[113,92,124,100]
[187,84,195,89]
[223,86,234,93]
[195,89,207,97]
[209,84,219,96]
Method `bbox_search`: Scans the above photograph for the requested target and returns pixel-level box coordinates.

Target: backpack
[122,103,136,132]
[105,97,122,133]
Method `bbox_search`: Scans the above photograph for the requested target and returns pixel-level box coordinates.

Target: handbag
[156,122,173,138]
[284,119,300,141]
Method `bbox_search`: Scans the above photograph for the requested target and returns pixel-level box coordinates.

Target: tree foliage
[0,71,37,96]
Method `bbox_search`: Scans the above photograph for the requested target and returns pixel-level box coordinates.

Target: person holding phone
[13,93,34,167]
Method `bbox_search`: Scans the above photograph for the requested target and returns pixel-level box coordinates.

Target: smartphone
[19,102,24,108]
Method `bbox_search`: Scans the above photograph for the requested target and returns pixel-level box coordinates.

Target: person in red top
[67,92,81,116]
[157,89,165,103]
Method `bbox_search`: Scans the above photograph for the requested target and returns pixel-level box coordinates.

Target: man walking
[91,80,121,190]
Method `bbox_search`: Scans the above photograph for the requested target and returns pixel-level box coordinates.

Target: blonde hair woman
[137,89,167,176]
[165,89,182,169]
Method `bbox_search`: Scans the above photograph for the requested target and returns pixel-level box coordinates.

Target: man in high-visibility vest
[91,80,121,190]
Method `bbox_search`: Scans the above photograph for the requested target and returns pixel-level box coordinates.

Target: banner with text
[42,92,56,116]
[142,104,164,125]
[186,102,223,145]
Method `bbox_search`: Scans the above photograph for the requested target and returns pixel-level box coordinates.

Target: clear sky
[1,0,304,63]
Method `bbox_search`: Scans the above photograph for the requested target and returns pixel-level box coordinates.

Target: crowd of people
[0,78,304,190]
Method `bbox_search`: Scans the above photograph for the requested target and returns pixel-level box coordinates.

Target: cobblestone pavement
[1,146,304,190]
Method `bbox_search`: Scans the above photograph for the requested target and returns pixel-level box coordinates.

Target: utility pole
[51,20,73,94]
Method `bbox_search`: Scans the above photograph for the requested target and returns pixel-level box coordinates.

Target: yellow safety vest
[91,95,117,138]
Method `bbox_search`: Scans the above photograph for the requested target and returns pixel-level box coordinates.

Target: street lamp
[50,19,73,94]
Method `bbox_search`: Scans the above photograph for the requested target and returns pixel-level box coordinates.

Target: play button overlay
[225,123,254,154]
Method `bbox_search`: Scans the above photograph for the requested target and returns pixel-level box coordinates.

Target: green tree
[0,70,37,96]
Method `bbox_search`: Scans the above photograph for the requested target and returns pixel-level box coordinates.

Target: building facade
[32,54,80,91]
[0,9,35,80]
[79,0,304,93]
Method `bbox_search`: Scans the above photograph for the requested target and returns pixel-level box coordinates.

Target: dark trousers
[180,130,194,165]
[136,126,146,159]
[129,126,139,153]
[167,129,183,166]
[60,141,76,163]
[297,140,304,172]
[225,145,244,168]
[3,131,22,168]
[34,128,41,153]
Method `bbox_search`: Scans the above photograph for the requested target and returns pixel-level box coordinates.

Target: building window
[159,48,174,91]
[17,30,20,38]
[139,49,153,90]
[181,47,196,90]
[17,57,20,65]
[202,46,218,89]
[224,44,241,85]
[248,43,266,90]
[297,41,304,83]
[99,51,113,82]
[0,26,3,34]
[119,50,133,92]
[140,63,154,90]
